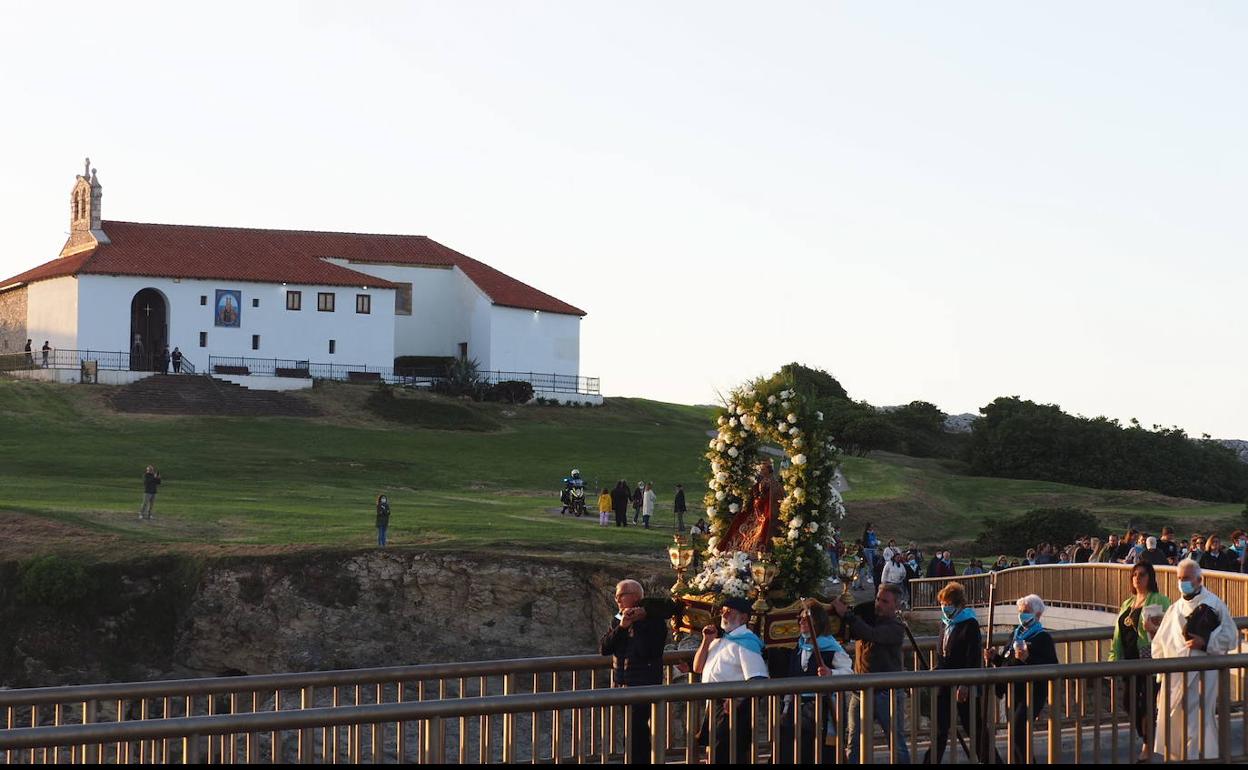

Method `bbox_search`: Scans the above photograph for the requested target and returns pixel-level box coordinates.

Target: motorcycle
[560,476,587,517]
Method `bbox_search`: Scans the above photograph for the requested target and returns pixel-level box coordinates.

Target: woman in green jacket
[1109,560,1170,762]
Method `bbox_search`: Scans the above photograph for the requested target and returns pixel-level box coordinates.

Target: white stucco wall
[26,276,79,352]
[328,260,469,359]
[75,275,395,369]
[486,305,581,376]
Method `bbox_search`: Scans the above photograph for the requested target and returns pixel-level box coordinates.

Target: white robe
[1151,588,1239,760]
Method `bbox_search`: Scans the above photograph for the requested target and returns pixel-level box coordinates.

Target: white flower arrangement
[688,374,848,600]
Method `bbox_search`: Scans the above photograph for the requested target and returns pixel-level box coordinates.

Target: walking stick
[981,570,1000,762]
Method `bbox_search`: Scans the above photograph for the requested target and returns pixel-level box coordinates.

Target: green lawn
[0,379,1238,562]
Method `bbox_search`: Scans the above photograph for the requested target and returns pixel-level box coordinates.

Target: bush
[485,380,534,404]
[18,555,92,608]
[431,357,486,400]
[974,506,1106,556]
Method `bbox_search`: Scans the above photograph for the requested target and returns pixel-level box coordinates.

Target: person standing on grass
[673,483,687,534]
[641,482,656,529]
[597,488,612,527]
[139,465,161,521]
[375,494,391,546]
[611,480,631,528]
[631,482,644,525]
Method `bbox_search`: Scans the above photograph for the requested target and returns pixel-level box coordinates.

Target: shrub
[431,357,486,400]
[18,555,92,608]
[485,380,534,404]
[974,506,1106,556]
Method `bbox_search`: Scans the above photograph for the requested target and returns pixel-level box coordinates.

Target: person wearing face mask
[1109,561,1170,762]
[1198,534,1236,572]
[776,601,851,764]
[985,594,1058,765]
[921,582,991,764]
[830,583,910,763]
[374,494,391,547]
[1151,560,1238,761]
[693,597,768,763]
[600,579,673,763]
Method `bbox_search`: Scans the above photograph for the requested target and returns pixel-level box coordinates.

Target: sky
[2,2,1246,437]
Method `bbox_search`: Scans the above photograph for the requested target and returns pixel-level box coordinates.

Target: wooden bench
[213,365,251,376]
[346,371,382,383]
[275,367,311,379]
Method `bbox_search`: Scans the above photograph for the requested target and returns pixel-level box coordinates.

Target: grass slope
[0,379,1238,562]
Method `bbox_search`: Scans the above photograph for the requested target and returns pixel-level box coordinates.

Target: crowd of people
[601,564,1240,764]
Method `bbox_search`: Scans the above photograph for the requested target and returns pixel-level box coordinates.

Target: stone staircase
[111,374,319,417]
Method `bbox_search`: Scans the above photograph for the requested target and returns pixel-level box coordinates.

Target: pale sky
[2,2,1246,437]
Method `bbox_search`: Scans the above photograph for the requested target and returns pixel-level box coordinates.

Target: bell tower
[61,157,110,257]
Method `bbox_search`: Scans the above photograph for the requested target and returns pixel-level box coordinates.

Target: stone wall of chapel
[0,287,28,354]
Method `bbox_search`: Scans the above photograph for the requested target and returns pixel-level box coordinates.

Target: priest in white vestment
[1151,560,1239,761]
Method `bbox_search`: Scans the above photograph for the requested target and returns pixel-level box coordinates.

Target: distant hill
[1219,439,1248,463]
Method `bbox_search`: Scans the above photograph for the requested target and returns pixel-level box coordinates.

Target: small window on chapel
[252,335,260,350]
[356,294,371,314]
[252,298,260,308]
[318,292,335,312]
[200,296,207,306]
[286,290,302,311]
[328,339,336,355]
[395,283,412,316]
[199,332,207,347]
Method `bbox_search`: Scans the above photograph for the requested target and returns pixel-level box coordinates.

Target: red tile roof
[0,221,586,316]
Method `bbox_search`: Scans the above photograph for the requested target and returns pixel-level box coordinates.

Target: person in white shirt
[881,552,908,588]
[641,482,657,529]
[1151,560,1239,761]
[693,597,769,762]
[881,539,901,564]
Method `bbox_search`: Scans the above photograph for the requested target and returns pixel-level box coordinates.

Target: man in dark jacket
[672,484,687,534]
[831,584,910,763]
[610,481,631,527]
[600,579,670,763]
[1198,535,1237,572]
[631,483,644,524]
[139,465,161,521]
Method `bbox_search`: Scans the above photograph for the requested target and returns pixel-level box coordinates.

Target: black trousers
[614,508,627,527]
[618,687,652,763]
[922,687,992,764]
[1126,673,1159,741]
[777,697,834,764]
[1009,697,1046,765]
[697,698,754,763]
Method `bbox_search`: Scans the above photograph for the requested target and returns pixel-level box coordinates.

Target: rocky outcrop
[0,550,670,688]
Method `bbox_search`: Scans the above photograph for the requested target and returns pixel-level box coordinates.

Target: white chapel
[0,163,587,390]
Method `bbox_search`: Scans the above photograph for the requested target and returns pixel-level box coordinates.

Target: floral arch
[686,373,846,600]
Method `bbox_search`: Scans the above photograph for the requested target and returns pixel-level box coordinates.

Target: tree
[975,507,1105,555]
[779,363,849,402]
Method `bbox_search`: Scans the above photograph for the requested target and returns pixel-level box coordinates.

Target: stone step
[111,375,319,417]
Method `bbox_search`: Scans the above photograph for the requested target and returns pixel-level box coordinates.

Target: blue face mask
[1133,544,1144,553]
[1018,612,1036,626]
[941,604,957,618]
[1180,580,1197,596]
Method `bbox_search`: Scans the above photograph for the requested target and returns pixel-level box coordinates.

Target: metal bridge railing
[1,637,1247,764]
[911,562,1248,618]
[0,349,196,376]
[2,621,1246,764]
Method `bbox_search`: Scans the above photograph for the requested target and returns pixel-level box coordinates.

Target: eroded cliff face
[0,550,670,688]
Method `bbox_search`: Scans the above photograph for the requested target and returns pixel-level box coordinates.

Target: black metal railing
[207,356,600,395]
[0,349,198,376]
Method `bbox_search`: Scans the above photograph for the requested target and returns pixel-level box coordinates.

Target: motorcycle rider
[560,469,586,516]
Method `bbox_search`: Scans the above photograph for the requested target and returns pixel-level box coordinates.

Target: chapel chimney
[61,157,110,257]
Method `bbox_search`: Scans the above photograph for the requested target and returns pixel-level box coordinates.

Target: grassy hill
[0,379,1239,562]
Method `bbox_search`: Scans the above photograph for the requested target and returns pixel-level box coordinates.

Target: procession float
[667,372,858,647]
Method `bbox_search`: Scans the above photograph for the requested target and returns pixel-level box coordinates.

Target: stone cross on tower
[84,157,91,178]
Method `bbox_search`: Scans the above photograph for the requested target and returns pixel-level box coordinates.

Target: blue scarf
[942,607,977,628]
[720,626,765,655]
[1013,620,1045,643]
[797,633,844,655]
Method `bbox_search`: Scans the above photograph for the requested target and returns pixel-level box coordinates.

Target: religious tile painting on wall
[215,289,242,328]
